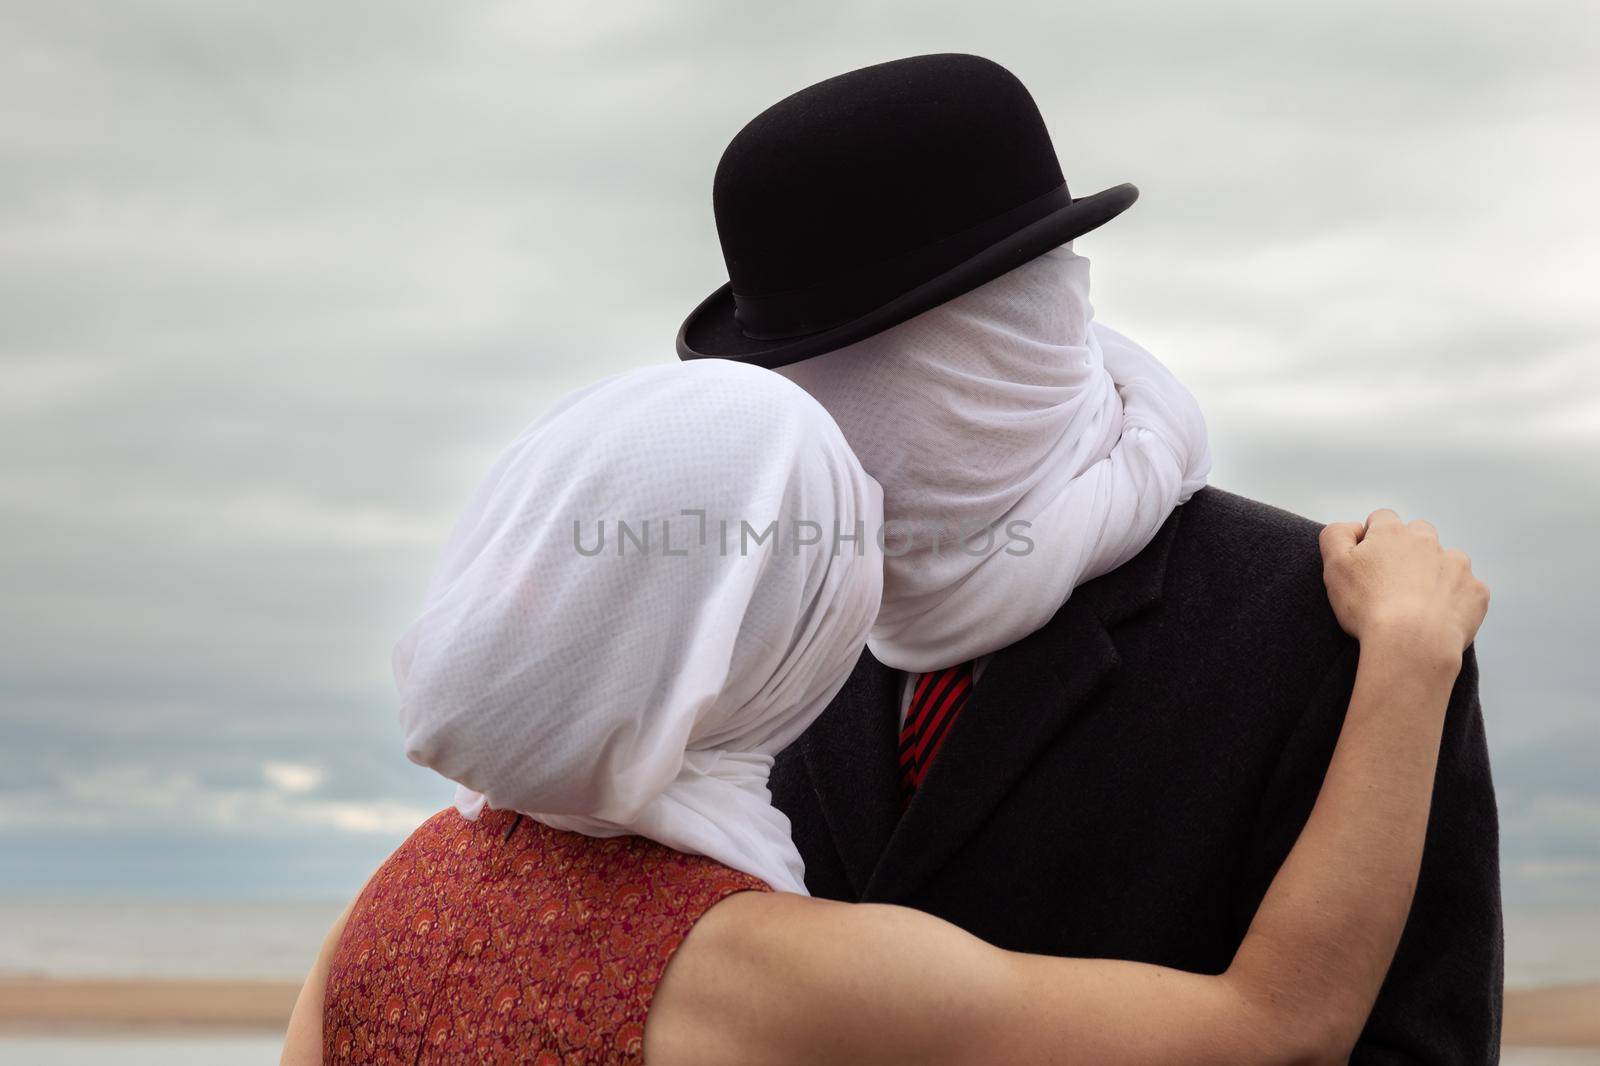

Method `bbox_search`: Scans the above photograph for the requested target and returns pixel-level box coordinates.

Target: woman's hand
[1320,508,1490,666]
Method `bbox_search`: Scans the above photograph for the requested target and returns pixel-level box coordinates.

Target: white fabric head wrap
[394,360,883,894]
[779,244,1211,672]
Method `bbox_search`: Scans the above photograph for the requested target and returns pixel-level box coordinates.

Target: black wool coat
[772,487,1503,1063]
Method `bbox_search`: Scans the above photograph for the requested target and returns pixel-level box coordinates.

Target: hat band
[731,182,1075,341]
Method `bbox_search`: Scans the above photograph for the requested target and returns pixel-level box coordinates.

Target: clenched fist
[1320,509,1490,665]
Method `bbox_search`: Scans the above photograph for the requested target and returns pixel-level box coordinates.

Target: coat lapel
[861,506,1186,904]
[797,647,904,897]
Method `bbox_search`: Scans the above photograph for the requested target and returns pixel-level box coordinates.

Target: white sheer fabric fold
[394,360,884,894]
[780,245,1211,671]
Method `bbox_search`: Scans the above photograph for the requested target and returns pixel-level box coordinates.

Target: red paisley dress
[323,807,770,1064]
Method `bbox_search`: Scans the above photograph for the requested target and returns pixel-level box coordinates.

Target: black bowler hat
[676,53,1137,369]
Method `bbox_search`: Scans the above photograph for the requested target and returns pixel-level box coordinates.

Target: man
[677,54,1502,1062]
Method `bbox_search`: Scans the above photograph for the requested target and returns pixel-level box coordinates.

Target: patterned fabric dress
[323,808,770,1064]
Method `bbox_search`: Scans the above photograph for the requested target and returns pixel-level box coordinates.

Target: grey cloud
[1,0,1595,900]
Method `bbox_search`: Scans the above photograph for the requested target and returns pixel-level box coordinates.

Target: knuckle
[1319,522,1356,554]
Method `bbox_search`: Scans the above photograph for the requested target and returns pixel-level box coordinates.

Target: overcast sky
[2,0,1596,903]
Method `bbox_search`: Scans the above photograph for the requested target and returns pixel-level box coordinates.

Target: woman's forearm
[651,515,1485,1066]
[1222,634,1460,1055]
[650,636,1457,1066]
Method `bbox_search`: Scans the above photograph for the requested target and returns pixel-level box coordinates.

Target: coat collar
[799,503,1186,902]
[797,647,903,897]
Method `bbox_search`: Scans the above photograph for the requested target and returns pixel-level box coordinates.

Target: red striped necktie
[898,661,975,803]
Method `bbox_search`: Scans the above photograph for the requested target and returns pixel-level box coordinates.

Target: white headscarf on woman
[779,244,1211,673]
[394,360,883,895]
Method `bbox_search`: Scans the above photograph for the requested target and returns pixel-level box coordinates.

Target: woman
[283,359,1488,1065]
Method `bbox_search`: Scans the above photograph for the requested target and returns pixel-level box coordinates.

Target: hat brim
[676,182,1137,369]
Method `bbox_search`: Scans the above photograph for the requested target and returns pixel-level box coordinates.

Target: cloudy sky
[2,0,1596,904]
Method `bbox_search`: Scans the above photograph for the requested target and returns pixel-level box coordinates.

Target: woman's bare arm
[646,511,1488,1066]
[281,890,361,1066]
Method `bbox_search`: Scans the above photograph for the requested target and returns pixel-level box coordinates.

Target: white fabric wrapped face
[779,244,1211,672]
[395,360,883,894]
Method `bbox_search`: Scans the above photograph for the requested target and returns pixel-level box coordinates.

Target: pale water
[6,899,1595,985]
[0,898,342,981]
[0,1034,283,1065]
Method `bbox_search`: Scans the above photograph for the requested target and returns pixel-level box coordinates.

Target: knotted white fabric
[394,360,883,895]
[780,244,1211,672]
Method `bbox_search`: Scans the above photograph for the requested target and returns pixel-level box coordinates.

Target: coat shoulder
[1179,485,1327,558]
[1165,486,1344,649]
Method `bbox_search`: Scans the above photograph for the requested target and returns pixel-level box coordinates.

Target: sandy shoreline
[1505,983,1600,1047]
[0,977,298,1033]
[2,976,1596,1046]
